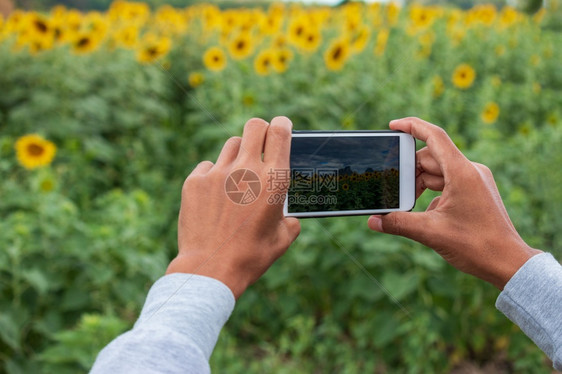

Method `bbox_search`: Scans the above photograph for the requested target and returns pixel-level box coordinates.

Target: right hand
[368,117,541,290]
[167,117,301,299]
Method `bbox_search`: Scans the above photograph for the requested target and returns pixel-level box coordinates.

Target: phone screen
[288,135,400,213]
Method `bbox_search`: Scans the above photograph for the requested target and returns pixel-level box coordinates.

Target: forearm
[90,273,235,374]
[496,252,562,370]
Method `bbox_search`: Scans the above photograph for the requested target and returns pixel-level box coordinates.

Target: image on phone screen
[287,133,408,216]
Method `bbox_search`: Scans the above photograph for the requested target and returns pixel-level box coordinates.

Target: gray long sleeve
[496,252,562,370]
[90,273,235,374]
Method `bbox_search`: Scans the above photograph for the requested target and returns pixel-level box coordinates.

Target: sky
[290,136,400,174]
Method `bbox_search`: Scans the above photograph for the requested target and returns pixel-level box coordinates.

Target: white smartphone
[283,130,416,218]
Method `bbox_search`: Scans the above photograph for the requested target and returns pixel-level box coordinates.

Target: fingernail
[369,215,383,232]
[272,116,292,128]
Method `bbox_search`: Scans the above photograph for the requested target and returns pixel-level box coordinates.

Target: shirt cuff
[134,273,236,360]
[496,252,562,369]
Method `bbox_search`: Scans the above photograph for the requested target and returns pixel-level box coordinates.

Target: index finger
[389,117,467,170]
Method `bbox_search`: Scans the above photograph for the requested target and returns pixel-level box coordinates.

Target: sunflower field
[1,0,562,372]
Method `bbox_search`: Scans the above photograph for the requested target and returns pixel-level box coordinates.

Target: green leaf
[0,313,20,351]
[370,312,403,348]
[381,270,419,302]
[22,268,50,295]
[61,288,91,311]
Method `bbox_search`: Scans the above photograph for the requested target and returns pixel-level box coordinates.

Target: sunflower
[85,12,109,38]
[529,54,541,67]
[228,33,253,60]
[38,174,56,193]
[28,34,55,54]
[469,4,496,26]
[112,25,139,49]
[350,25,370,54]
[254,49,275,76]
[495,45,506,56]
[203,46,227,72]
[481,102,500,124]
[386,3,400,26]
[432,75,444,98]
[418,31,435,47]
[50,18,68,45]
[374,29,389,56]
[342,183,350,191]
[546,112,559,127]
[272,48,293,73]
[72,31,100,54]
[324,38,350,71]
[188,72,204,88]
[15,134,57,170]
[449,26,465,46]
[342,116,354,129]
[343,10,361,33]
[272,33,288,49]
[242,94,255,107]
[499,6,519,28]
[136,34,171,63]
[300,29,321,53]
[452,63,476,89]
[287,16,308,46]
[416,45,432,59]
[28,13,51,37]
[65,10,83,34]
[543,45,553,59]
[409,6,435,29]
[260,13,282,35]
[518,123,531,136]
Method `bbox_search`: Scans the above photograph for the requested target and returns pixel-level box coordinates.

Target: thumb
[284,217,301,243]
[368,211,429,242]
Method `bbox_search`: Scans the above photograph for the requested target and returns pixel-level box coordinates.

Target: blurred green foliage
[1,2,562,373]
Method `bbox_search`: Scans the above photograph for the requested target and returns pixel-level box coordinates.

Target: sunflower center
[147,46,159,56]
[77,37,90,48]
[34,20,48,33]
[236,40,246,51]
[28,143,45,156]
[333,46,342,60]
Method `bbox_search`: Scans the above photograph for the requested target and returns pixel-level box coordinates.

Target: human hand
[166,116,301,299]
[368,117,541,290]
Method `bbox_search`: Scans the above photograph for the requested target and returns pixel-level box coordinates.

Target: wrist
[488,242,542,290]
[166,254,248,299]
